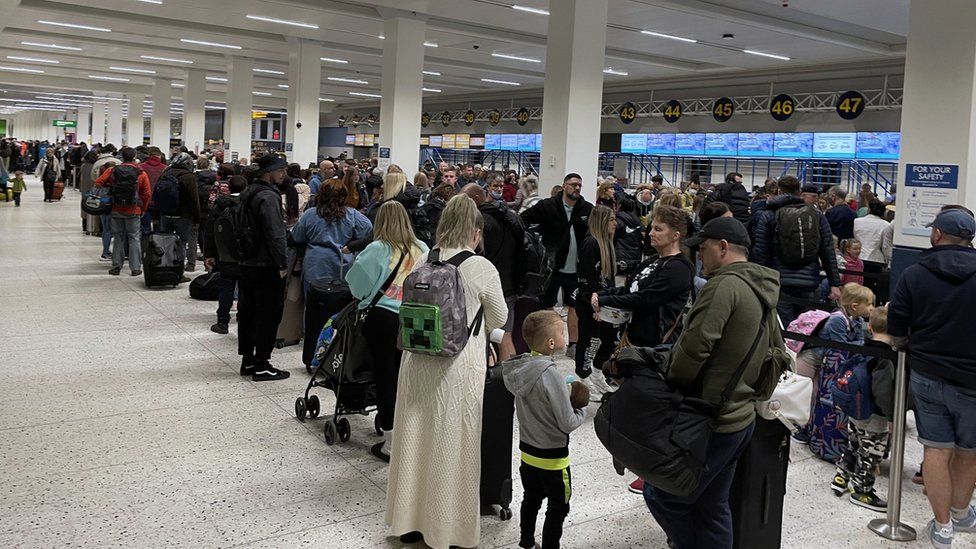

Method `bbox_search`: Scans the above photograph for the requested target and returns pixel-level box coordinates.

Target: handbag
[756,371,814,431]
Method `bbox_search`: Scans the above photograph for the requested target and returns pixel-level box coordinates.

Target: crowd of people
[5,137,974,549]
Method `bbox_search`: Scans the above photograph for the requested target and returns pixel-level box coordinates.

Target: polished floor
[0,179,942,548]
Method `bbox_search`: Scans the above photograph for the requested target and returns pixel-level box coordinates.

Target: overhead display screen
[429,135,443,148]
[499,134,519,151]
[705,133,738,156]
[621,133,648,154]
[737,133,774,156]
[469,136,485,148]
[774,132,813,158]
[517,134,538,151]
[645,134,676,155]
[441,134,456,149]
[856,132,900,160]
[813,132,857,159]
[345,134,356,145]
[419,136,429,146]
[484,133,501,150]
[674,133,705,156]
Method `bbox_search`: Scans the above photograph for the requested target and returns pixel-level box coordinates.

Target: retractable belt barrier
[838,267,887,280]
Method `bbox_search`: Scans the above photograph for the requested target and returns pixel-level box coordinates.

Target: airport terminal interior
[2,0,975,548]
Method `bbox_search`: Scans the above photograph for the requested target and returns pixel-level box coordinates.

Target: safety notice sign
[900,163,959,237]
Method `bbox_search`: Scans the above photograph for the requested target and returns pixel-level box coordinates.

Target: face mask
[687,189,697,196]
[490,191,503,200]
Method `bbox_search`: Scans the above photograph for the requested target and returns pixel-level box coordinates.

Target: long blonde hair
[374,201,419,258]
[588,205,616,280]
[382,172,407,200]
[436,194,483,250]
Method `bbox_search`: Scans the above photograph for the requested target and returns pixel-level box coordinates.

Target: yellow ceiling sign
[252,111,267,119]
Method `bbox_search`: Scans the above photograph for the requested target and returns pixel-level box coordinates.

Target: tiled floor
[0,180,946,548]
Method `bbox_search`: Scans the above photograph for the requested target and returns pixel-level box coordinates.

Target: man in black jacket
[521,173,594,357]
[159,153,203,277]
[702,172,751,225]
[237,154,290,381]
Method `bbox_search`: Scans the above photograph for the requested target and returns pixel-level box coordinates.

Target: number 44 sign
[900,163,959,237]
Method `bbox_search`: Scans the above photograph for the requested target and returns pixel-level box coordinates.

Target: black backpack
[217,188,274,261]
[409,204,435,247]
[110,165,140,206]
[196,171,216,211]
[153,170,181,216]
[774,203,821,267]
[518,228,552,298]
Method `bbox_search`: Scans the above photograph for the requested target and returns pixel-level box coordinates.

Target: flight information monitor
[499,134,519,150]
[483,134,501,150]
[645,134,676,155]
[674,133,705,156]
[621,133,647,154]
[856,132,900,160]
[737,133,774,156]
[705,133,738,156]
[774,133,814,158]
[813,132,857,159]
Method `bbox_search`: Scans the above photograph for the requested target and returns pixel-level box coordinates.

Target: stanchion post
[868,350,917,541]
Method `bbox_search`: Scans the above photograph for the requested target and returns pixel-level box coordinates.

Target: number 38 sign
[836,90,865,120]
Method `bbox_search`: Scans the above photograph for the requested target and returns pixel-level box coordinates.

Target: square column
[286,41,324,167]
[378,17,426,171]
[182,69,206,153]
[539,0,608,203]
[76,107,91,143]
[151,78,172,149]
[106,97,124,147]
[225,57,254,162]
[91,103,106,144]
[126,94,144,146]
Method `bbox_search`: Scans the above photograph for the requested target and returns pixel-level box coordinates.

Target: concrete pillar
[893,0,976,254]
[378,17,425,171]
[76,107,92,144]
[286,41,324,167]
[183,69,206,154]
[126,94,144,146]
[91,103,106,144]
[225,57,254,162]
[150,78,172,150]
[539,0,608,203]
[106,97,124,147]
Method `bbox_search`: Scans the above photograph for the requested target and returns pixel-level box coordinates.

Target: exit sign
[52,120,77,128]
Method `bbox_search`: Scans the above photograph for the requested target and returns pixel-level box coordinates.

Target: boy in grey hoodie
[502,310,588,549]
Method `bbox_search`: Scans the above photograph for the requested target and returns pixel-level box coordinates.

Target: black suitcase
[189,270,220,300]
[730,418,791,549]
[143,232,186,288]
[480,362,515,520]
[302,277,353,366]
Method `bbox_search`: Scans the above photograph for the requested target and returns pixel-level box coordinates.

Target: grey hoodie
[502,354,585,458]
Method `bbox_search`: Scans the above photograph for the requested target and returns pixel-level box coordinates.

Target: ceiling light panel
[246,15,318,29]
[89,75,130,81]
[38,20,111,32]
[205,76,228,82]
[253,68,285,75]
[6,56,59,64]
[481,78,520,86]
[603,68,628,76]
[320,57,348,64]
[491,52,541,63]
[21,41,81,51]
[743,49,791,61]
[422,88,442,93]
[140,55,193,64]
[328,76,368,85]
[180,39,241,50]
[422,70,441,76]
[640,30,697,44]
[0,66,44,74]
[512,5,549,15]
[348,92,381,98]
[110,66,156,74]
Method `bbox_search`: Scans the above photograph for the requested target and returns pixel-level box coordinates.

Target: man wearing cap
[159,152,202,276]
[643,217,784,549]
[236,154,291,382]
[888,206,976,548]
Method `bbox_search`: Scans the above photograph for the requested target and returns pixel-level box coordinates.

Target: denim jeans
[111,214,142,272]
[159,216,193,267]
[643,422,756,549]
[140,210,153,237]
[99,214,113,256]
[911,371,976,450]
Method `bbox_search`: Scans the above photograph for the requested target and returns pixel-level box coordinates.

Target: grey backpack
[398,250,483,357]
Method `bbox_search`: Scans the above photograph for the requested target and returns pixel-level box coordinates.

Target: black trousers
[574,302,619,379]
[237,266,285,363]
[519,461,572,549]
[42,179,54,201]
[364,308,402,431]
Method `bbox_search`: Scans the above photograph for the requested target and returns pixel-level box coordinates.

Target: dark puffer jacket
[614,210,644,276]
[520,192,594,273]
[703,181,751,225]
[480,201,525,297]
[237,181,287,270]
[751,194,841,289]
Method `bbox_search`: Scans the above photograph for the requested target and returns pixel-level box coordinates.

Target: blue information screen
[621,133,647,154]
[674,133,705,156]
[856,132,900,160]
[517,134,535,151]
[774,132,813,158]
[499,134,518,151]
[645,134,675,155]
[483,134,501,150]
[813,132,857,159]
[705,133,738,156]
[737,133,774,156]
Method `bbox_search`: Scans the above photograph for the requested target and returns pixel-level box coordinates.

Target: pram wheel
[307,395,320,419]
[374,414,383,436]
[499,507,513,521]
[337,417,351,443]
[324,420,337,445]
[275,339,285,349]
[295,397,307,420]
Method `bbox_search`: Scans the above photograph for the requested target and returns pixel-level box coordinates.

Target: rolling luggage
[480,344,515,521]
[276,248,304,349]
[188,270,220,300]
[730,418,791,549]
[143,232,186,287]
[301,244,353,366]
[51,181,64,201]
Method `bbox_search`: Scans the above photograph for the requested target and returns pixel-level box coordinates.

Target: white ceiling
[0,0,908,115]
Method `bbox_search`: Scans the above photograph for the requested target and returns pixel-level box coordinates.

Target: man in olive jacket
[644,217,782,549]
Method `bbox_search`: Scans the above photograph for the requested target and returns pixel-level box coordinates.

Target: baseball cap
[926,208,976,239]
[684,217,751,248]
[254,154,288,175]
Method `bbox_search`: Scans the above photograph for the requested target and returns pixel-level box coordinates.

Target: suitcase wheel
[295,398,307,421]
[337,417,351,443]
[498,507,512,521]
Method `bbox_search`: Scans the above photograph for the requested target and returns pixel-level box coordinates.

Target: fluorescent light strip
[603,68,628,76]
[640,30,697,44]
[377,35,385,40]
[422,70,441,76]
[328,76,368,84]
[7,56,59,64]
[180,39,241,50]
[253,68,285,75]
[140,55,193,64]
[171,83,184,87]
[277,84,289,89]
[320,57,348,64]
[246,15,318,29]
[743,49,791,61]
[43,93,126,101]
[38,20,111,32]
[205,105,226,110]
[423,42,439,48]
[0,66,44,74]
[512,5,550,15]
[137,0,163,4]
[422,87,442,93]
[348,92,381,98]
[252,91,272,96]
[318,97,335,102]
[481,78,520,86]
[21,41,82,51]
[89,75,130,82]
[205,76,228,82]
[110,66,156,74]
[491,52,541,63]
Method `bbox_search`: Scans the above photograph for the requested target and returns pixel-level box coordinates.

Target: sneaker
[581,376,605,402]
[185,263,195,273]
[179,276,190,283]
[108,267,121,276]
[913,470,925,485]
[792,429,811,445]
[590,373,617,394]
[850,491,887,512]
[831,473,850,496]
[231,300,238,312]
[628,478,644,494]
[210,322,228,335]
[953,506,976,532]
[399,532,423,544]
[925,519,953,549]
[371,442,391,463]
[99,254,112,262]
[130,270,142,277]
[252,365,290,382]
[565,343,577,359]
[240,357,256,376]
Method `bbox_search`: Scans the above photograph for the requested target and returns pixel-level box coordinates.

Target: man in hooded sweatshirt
[139,146,168,236]
[645,217,783,549]
[158,152,202,277]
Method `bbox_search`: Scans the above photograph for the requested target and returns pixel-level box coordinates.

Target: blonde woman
[346,201,429,462]
[386,195,507,549]
[574,205,620,399]
[368,171,423,223]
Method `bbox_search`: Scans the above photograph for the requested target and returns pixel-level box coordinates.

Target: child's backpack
[110,164,140,207]
[207,181,230,210]
[399,250,483,357]
[153,170,182,215]
[785,309,831,353]
[830,354,874,420]
[775,203,821,267]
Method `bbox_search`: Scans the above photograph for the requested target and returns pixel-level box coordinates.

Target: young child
[839,238,865,285]
[832,306,894,512]
[10,170,26,207]
[502,310,588,549]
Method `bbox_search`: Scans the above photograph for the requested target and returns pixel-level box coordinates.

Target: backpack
[153,170,181,215]
[775,203,821,267]
[196,171,216,211]
[398,250,483,357]
[409,206,434,247]
[830,354,874,420]
[785,309,832,353]
[213,199,242,262]
[208,181,230,210]
[110,164,140,206]
[518,229,552,298]
[231,188,277,260]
